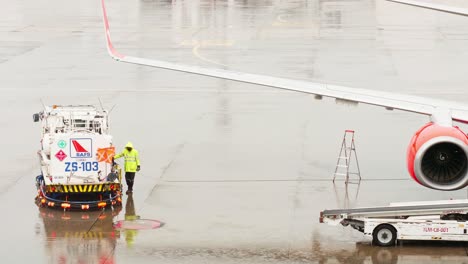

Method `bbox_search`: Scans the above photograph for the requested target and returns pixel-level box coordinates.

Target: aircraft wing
[387,0,468,17]
[100,0,468,124]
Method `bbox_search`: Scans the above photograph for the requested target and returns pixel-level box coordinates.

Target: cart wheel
[373,224,397,247]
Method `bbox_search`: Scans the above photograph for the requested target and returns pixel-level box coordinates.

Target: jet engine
[407,123,468,190]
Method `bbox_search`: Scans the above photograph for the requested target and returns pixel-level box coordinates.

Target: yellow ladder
[333,130,361,183]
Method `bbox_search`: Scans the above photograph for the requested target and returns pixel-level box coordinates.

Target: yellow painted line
[192,44,228,67]
[179,39,233,67]
[277,14,289,23]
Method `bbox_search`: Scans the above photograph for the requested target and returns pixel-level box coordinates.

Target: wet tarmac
[2,0,468,263]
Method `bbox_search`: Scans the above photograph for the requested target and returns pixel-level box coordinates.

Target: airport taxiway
[1,0,468,263]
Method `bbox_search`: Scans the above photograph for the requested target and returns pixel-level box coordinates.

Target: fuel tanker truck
[33,105,122,210]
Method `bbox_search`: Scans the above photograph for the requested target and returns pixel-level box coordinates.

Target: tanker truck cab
[34,105,122,210]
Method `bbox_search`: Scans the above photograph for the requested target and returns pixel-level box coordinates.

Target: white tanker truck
[34,105,122,210]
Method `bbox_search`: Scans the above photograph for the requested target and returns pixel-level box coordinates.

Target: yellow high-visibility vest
[114,142,140,172]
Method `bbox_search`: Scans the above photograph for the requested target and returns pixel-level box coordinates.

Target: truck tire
[373,224,397,247]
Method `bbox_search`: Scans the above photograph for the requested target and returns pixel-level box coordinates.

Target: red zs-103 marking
[423,227,449,233]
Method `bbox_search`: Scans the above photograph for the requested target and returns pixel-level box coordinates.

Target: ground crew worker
[114,142,140,194]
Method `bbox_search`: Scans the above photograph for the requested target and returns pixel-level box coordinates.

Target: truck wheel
[373,224,397,247]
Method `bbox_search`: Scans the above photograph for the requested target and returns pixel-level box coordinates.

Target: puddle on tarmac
[114,194,164,230]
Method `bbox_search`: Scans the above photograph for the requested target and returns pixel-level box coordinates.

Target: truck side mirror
[33,113,40,122]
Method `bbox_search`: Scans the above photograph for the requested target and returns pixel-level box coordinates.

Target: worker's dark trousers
[125,172,136,191]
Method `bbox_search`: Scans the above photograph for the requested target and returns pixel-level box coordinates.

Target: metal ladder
[333,130,361,183]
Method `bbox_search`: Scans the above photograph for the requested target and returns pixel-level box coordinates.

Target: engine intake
[421,142,467,184]
[408,123,468,191]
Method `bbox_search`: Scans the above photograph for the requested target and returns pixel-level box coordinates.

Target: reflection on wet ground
[35,191,166,263]
[35,194,143,263]
[114,194,164,232]
[36,207,121,264]
[34,193,468,264]
[110,182,468,264]
[123,194,139,248]
[333,181,361,209]
[107,239,468,264]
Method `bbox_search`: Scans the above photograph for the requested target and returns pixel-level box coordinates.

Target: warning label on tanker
[57,140,67,149]
[55,150,67,162]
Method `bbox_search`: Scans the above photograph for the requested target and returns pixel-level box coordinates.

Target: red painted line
[114,219,164,230]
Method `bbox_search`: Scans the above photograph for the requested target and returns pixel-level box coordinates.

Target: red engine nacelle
[407,123,468,191]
